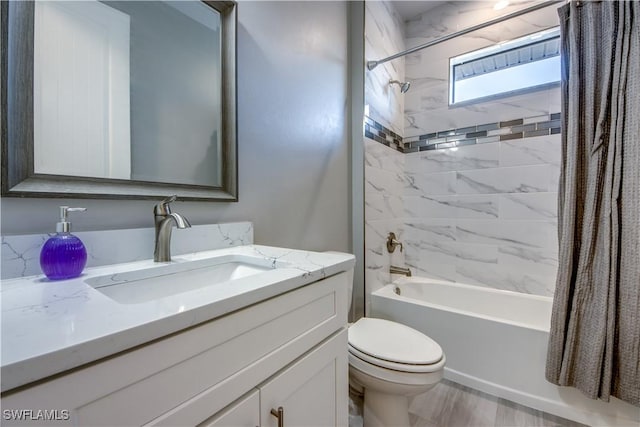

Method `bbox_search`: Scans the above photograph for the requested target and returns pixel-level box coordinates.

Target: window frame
[448,27,561,107]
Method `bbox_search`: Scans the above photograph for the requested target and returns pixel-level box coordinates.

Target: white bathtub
[371,277,639,427]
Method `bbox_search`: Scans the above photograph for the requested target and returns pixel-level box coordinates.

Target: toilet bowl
[319,256,445,426]
[348,317,445,427]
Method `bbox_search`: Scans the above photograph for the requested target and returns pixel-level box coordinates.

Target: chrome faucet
[153,195,191,262]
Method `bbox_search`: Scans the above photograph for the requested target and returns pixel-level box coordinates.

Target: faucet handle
[386,232,403,253]
[154,195,177,215]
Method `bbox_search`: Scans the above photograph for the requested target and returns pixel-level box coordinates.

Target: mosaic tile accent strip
[364,113,561,154]
[405,113,562,152]
[364,116,405,153]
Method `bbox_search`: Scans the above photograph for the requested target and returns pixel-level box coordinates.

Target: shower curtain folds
[545,0,639,407]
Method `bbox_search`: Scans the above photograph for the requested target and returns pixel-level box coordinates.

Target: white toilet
[324,256,445,427]
[348,317,445,427]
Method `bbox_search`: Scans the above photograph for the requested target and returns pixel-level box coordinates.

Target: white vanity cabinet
[190,330,347,427]
[1,272,350,427]
[199,390,260,427]
[259,330,347,427]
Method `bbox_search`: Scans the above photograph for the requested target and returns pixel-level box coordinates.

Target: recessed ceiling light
[494,0,510,11]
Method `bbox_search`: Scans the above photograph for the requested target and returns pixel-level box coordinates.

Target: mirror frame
[1,0,237,201]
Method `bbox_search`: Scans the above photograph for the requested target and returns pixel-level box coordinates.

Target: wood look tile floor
[348,379,590,427]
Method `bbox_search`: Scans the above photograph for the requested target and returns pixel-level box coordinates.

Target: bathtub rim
[376,276,553,333]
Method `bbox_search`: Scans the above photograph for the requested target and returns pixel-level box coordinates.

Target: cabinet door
[198,390,259,427]
[260,330,348,427]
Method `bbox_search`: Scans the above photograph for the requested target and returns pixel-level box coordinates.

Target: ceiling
[391,1,448,21]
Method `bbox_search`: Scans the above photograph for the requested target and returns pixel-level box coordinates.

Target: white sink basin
[86,255,281,304]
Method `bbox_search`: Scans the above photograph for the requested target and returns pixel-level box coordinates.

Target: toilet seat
[348,345,443,373]
[348,318,444,373]
[349,351,444,387]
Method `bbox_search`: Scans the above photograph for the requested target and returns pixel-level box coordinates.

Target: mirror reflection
[33,0,223,187]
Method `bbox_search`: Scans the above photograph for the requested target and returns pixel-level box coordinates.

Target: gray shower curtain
[545,1,639,406]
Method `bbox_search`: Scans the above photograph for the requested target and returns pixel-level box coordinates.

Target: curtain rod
[367,0,564,71]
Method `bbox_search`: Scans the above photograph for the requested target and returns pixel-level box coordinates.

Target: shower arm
[366,0,563,71]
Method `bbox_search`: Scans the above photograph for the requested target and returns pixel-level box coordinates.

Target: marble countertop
[0,245,355,393]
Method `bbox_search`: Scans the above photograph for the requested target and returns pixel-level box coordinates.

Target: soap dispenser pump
[40,206,88,280]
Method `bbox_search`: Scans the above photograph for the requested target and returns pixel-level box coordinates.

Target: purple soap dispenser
[40,206,88,280]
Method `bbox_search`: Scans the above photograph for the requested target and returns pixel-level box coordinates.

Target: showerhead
[389,79,411,94]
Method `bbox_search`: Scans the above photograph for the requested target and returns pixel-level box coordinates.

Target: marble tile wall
[364,115,405,153]
[363,1,563,297]
[404,1,562,136]
[365,0,405,136]
[403,134,560,296]
[399,1,563,297]
[1,222,253,279]
[364,137,405,314]
[363,1,410,310]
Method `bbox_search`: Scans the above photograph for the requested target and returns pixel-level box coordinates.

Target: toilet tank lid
[348,318,443,365]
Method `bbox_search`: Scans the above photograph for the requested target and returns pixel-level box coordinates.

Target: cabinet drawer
[2,273,348,426]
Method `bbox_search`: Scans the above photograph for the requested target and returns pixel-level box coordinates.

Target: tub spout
[390,265,412,277]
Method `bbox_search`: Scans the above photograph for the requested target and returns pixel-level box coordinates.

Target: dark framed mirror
[1,0,237,201]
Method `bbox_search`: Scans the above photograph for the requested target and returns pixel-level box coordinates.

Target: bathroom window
[449,27,561,105]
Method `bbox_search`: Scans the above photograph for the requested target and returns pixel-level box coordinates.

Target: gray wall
[1,1,351,254]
